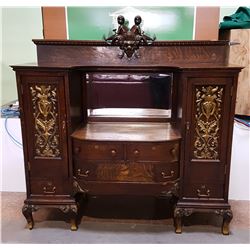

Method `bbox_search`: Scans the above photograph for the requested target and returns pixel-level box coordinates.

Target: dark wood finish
[33,40,230,67]
[12,39,242,234]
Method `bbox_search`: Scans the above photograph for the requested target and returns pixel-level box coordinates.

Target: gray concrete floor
[1,192,250,244]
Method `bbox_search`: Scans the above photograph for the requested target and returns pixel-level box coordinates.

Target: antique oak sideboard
[12,39,242,234]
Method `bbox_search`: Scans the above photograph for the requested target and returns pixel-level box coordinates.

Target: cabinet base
[22,200,78,231]
[173,205,233,235]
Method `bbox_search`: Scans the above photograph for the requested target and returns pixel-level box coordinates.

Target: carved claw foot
[59,204,78,231]
[174,207,193,234]
[22,204,38,230]
[215,209,233,235]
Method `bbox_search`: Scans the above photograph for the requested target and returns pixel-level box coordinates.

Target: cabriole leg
[22,204,37,230]
[174,207,193,234]
[60,204,78,231]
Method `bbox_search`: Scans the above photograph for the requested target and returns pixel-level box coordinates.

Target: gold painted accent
[30,85,60,157]
[28,221,34,230]
[194,86,223,159]
[70,220,78,231]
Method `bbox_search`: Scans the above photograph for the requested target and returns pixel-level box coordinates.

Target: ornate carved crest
[104,15,156,58]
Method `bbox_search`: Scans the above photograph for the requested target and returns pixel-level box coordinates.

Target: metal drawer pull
[161,170,175,179]
[134,149,140,155]
[77,169,90,177]
[111,149,117,156]
[43,186,56,194]
[197,185,210,198]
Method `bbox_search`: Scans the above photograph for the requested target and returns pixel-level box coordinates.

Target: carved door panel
[21,75,69,184]
[183,77,233,200]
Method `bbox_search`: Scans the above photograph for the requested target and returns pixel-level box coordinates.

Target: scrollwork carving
[30,85,60,158]
[194,85,223,159]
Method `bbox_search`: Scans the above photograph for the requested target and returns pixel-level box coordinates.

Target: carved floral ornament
[194,85,223,160]
[104,15,156,59]
[30,85,60,158]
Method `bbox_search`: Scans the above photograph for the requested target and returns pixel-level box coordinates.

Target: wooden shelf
[71,122,181,142]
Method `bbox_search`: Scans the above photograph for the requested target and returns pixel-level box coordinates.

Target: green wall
[1,7,43,106]
[67,6,195,40]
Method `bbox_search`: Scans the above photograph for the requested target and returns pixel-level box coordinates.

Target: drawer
[75,179,179,196]
[183,182,224,199]
[73,140,124,161]
[126,142,179,162]
[30,179,65,195]
[74,161,154,182]
[74,160,179,183]
[154,163,179,182]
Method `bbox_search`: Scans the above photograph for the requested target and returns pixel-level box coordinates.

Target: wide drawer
[75,179,179,196]
[126,142,179,162]
[73,140,124,161]
[74,160,179,183]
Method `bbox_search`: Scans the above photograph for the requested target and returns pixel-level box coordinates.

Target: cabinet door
[183,77,233,201]
[21,74,69,195]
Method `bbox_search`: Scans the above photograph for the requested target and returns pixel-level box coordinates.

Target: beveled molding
[33,39,230,47]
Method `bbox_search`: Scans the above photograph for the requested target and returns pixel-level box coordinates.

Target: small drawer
[126,142,179,162]
[73,140,124,161]
[183,182,224,199]
[30,179,64,195]
[154,163,179,182]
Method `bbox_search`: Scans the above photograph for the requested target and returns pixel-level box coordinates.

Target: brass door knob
[134,149,140,155]
[111,149,117,156]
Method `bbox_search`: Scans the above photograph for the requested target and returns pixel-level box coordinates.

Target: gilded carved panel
[30,85,60,158]
[193,85,223,160]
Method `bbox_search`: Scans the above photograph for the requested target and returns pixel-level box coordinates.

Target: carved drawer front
[126,142,179,162]
[183,182,224,199]
[75,161,155,182]
[30,179,64,195]
[154,163,179,182]
[73,140,124,161]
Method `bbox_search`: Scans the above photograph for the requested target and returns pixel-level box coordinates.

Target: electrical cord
[4,118,23,148]
[234,117,250,130]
